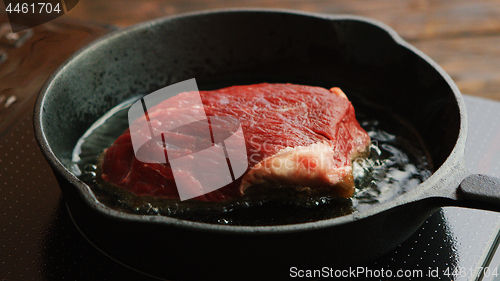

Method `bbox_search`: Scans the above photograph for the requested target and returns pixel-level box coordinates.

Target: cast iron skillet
[34,9,500,281]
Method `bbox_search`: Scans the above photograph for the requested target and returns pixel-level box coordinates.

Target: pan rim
[34,8,468,234]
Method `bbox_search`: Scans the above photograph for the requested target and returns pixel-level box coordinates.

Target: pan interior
[38,11,460,225]
[71,91,432,225]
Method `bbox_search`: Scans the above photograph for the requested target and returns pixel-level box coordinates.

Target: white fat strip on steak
[239,87,360,196]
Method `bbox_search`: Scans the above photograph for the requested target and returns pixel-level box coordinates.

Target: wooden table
[62,0,500,102]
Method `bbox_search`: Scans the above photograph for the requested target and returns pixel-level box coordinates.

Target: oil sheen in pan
[69,94,433,226]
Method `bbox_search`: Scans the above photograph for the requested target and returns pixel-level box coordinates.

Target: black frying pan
[34,9,500,281]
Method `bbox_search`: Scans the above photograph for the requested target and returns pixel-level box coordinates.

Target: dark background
[40,0,500,102]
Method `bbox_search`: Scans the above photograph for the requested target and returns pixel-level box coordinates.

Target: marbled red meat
[100,83,370,202]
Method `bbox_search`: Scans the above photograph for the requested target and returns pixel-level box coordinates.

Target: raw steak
[100,83,370,202]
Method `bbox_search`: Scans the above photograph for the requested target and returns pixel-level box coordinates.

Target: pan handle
[458,174,500,211]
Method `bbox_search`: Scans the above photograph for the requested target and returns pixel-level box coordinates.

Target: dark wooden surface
[60,0,500,102]
[0,14,109,132]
